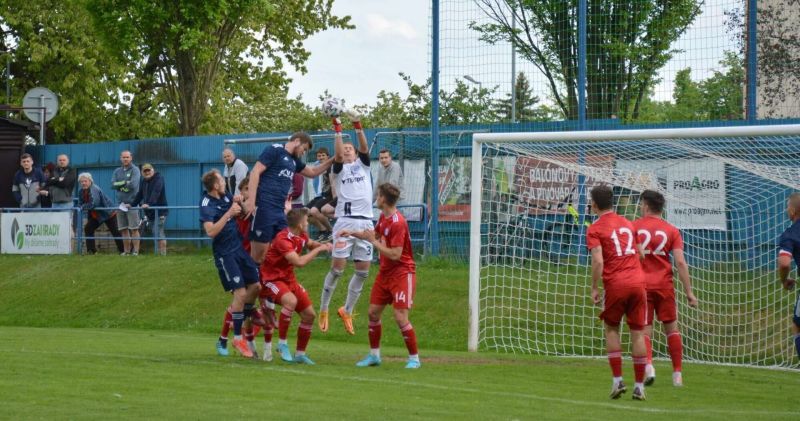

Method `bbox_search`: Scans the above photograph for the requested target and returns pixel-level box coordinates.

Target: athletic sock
[344,270,369,314]
[400,322,418,356]
[232,311,244,337]
[296,322,313,353]
[667,331,683,372]
[243,303,255,319]
[263,326,274,346]
[368,320,382,351]
[320,268,343,312]
[219,308,232,343]
[279,308,293,341]
[633,356,647,384]
[608,349,623,378]
[644,334,653,364]
[794,333,800,359]
[218,336,228,348]
[244,327,255,343]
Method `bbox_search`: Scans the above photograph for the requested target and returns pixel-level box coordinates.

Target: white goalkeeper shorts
[332,217,374,261]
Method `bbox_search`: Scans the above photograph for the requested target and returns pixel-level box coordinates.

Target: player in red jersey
[633,190,698,387]
[259,208,331,364]
[586,185,648,400]
[340,183,420,369]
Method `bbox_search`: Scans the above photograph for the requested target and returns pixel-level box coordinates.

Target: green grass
[1,255,799,419]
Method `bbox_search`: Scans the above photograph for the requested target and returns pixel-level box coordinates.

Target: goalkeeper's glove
[342,107,363,130]
[331,117,343,134]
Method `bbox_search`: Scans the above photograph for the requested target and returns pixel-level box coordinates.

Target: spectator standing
[111,151,142,255]
[12,153,47,208]
[48,154,77,209]
[222,148,249,196]
[78,172,124,255]
[375,149,404,203]
[40,163,55,208]
[131,163,168,255]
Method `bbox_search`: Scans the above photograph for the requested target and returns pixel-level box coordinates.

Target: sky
[287,1,735,108]
[286,0,430,107]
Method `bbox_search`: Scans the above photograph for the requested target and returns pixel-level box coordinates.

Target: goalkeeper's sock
[344,270,369,314]
[644,334,653,364]
[296,322,312,353]
[667,331,683,372]
[279,308,293,341]
[794,333,800,359]
[400,322,418,356]
[320,268,343,312]
[633,356,647,384]
[608,350,623,377]
[232,311,245,337]
[368,320,382,350]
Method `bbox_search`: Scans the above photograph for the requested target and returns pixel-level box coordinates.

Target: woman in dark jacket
[78,172,124,255]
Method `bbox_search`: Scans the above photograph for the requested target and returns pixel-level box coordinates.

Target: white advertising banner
[1,211,72,254]
[615,158,726,230]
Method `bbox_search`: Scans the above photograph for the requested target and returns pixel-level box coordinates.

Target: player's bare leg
[792,323,800,361]
[294,306,316,365]
[630,329,648,400]
[319,257,346,332]
[277,293,298,362]
[393,308,420,369]
[644,324,656,386]
[357,304,386,367]
[662,321,684,386]
[251,241,269,265]
[604,324,627,399]
[339,260,370,335]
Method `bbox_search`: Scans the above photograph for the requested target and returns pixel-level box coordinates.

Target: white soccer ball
[322,96,345,118]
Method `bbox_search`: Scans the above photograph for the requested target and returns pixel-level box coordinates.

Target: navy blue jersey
[200,192,243,256]
[778,219,800,268]
[256,144,306,214]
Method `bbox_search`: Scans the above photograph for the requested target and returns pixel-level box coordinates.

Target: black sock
[218,336,228,347]
[243,303,255,319]
[232,312,244,336]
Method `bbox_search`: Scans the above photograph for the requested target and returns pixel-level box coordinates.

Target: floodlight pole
[511,13,516,124]
[577,0,587,129]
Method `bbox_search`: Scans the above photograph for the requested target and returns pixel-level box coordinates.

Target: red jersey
[375,211,416,277]
[633,215,684,290]
[586,212,644,289]
[236,216,251,253]
[261,228,308,284]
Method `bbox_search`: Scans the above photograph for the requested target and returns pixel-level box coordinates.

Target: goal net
[469,125,800,369]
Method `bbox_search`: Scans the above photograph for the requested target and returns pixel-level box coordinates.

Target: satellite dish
[22,87,59,123]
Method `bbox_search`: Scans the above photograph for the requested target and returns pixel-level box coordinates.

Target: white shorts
[332,218,374,261]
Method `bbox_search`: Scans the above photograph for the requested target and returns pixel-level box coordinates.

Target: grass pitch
[1,255,798,419]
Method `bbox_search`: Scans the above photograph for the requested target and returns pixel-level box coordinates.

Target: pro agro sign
[1,212,71,254]
[666,159,726,230]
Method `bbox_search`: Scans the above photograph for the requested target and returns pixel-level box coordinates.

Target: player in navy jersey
[243,132,333,265]
[776,192,800,361]
[200,169,260,358]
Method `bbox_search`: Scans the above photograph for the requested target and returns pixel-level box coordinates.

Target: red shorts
[646,288,677,325]
[260,280,312,312]
[370,271,416,310]
[600,285,647,331]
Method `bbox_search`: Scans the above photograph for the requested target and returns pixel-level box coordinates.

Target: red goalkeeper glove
[331,117,343,133]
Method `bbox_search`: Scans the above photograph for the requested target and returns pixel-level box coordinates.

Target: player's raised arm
[245,161,265,216]
[301,156,334,178]
[343,108,368,154]
[590,246,604,304]
[672,249,698,306]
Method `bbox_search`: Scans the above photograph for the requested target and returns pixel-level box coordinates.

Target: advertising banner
[1,211,72,254]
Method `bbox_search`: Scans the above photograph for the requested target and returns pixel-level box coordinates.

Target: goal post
[469,124,800,369]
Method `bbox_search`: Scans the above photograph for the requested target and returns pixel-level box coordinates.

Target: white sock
[408,354,419,361]
[295,350,305,356]
[613,376,623,386]
[634,382,644,391]
[344,270,369,314]
[263,342,271,350]
[234,334,242,341]
[320,268,343,312]
[279,339,288,346]
[370,348,381,358]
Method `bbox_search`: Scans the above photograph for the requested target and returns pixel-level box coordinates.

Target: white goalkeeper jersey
[334,152,373,219]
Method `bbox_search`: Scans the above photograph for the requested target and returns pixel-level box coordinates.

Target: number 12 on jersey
[610,227,636,257]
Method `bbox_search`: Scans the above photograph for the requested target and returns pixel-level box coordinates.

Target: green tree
[492,72,558,122]
[88,0,352,136]
[472,0,702,120]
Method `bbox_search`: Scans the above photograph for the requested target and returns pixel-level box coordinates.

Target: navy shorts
[249,208,287,244]
[793,291,800,328]
[214,248,259,292]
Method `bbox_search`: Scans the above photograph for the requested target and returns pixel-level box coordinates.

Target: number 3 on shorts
[395,291,406,303]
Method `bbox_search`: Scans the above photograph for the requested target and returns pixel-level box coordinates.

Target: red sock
[644,334,653,364]
[244,325,255,342]
[368,320,382,350]
[220,308,232,339]
[667,331,683,372]
[633,356,647,383]
[400,323,418,356]
[263,326,274,343]
[279,308,293,341]
[607,350,623,377]
[296,322,313,352]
